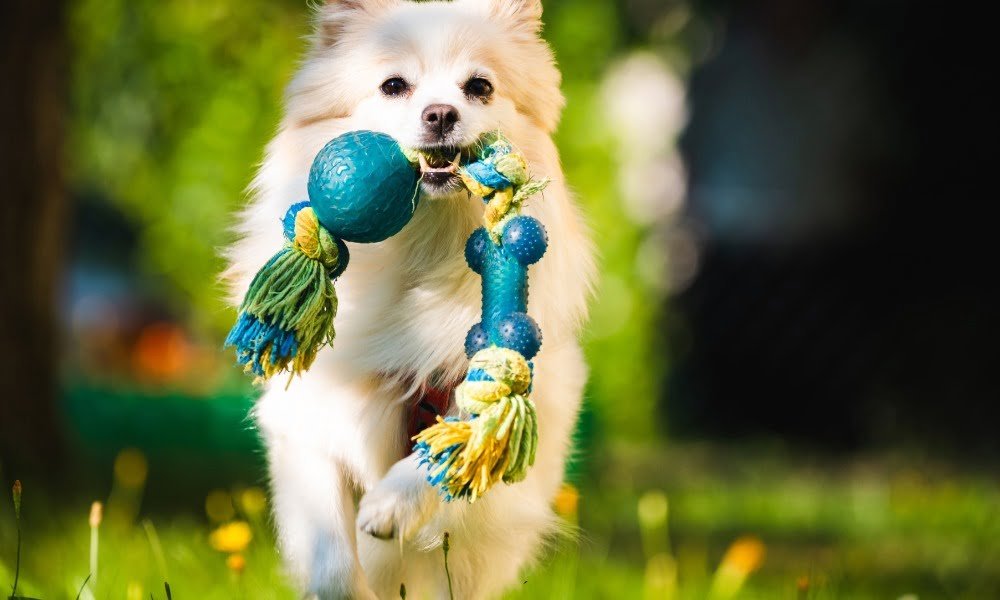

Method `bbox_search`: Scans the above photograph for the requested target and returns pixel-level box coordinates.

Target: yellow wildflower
[708,536,766,600]
[226,553,246,575]
[553,483,579,518]
[721,536,765,575]
[238,487,267,518]
[210,521,252,553]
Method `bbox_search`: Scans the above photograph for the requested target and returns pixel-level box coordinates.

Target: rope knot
[493,154,528,187]
[293,207,340,271]
[456,347,531,415]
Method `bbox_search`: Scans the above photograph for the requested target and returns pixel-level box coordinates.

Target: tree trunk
[0,0,68,471]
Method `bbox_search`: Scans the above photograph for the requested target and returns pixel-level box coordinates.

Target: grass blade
[74,573,92,600]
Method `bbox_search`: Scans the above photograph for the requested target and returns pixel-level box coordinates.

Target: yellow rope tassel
[413,348,538,502]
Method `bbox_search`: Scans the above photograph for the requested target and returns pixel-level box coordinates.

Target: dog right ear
[471,0,543,34]
[316,0,398,47]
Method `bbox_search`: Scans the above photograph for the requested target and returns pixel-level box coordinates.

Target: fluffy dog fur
[225,0,594,597]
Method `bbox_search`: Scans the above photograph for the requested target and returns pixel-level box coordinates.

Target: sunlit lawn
[3,443,998,599]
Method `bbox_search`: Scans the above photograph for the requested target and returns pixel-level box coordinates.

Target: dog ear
[492,0,543,22]
[316,0,398,47]
[468,0,543,33]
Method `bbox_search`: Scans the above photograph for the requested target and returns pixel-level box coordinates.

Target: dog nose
[422,104,460,137]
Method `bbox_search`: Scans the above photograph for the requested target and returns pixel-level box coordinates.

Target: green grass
[3,444,998,599]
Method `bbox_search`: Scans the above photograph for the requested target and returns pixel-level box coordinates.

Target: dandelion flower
[210,521,253,554]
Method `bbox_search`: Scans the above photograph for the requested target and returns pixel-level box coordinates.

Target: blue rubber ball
[502,215,548,265]
[464,227,490,274]
[308,131,419,243]
[496,312,542,359]
[464,322,489,358]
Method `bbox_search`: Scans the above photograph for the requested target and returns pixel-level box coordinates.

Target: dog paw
[358,468,436,541]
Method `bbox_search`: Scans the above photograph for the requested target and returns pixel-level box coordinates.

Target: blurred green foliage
[69,0,305,332]
[547,1,657,441]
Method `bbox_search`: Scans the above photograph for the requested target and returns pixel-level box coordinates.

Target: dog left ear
[316,0,399,47]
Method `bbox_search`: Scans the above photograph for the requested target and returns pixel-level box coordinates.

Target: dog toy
[226,131,549,502]
[413,139,548,501]
[225,131,419,379]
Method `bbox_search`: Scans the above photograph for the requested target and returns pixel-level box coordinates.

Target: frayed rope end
[224,205,342,383]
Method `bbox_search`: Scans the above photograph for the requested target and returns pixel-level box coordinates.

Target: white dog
[225,0,594,597]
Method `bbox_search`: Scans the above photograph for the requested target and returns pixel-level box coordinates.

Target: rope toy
[226,131,548,502]
[414,137,548,501]
[226,131,418,380]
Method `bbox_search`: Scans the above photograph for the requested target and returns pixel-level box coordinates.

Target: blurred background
[1,0,997,598]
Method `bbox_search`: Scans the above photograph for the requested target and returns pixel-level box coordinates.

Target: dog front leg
[268,436,376,600]
[357,452,438,541]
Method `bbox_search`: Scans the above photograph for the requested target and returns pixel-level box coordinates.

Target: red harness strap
[404,380,456,454]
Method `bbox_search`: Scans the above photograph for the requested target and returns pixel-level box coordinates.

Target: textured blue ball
[464,322,490,358]
[465,227,490,274]
[502,216,548,265]
[308,131,419,243]
[496,312,542,359]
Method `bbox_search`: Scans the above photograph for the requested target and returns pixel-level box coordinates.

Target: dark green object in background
[61,383,265,506]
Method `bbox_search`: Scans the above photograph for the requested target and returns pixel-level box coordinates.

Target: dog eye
[463,77,493,99]
[380,77,409,97]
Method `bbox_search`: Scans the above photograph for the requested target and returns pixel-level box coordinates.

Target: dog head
[286,0,563,197]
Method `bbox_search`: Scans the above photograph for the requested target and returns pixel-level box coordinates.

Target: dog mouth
[416,146,473,192]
